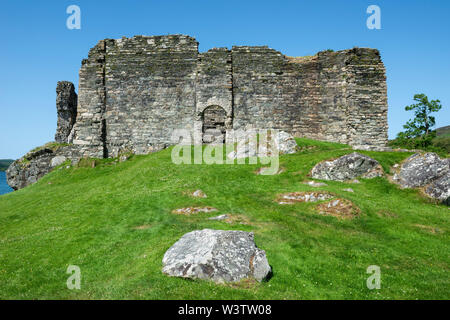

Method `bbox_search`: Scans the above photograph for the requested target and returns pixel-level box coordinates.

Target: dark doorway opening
[202,105,227,143]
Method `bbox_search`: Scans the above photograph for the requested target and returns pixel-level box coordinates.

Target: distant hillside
[436,125,450,137]
[0,159,14,171]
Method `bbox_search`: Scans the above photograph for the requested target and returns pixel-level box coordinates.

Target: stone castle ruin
[7,34,389,189]
[68,34,387,155]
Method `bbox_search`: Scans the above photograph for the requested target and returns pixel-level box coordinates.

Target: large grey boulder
[425,174,450,205]
[50,155,67,167]
[392,153,448,188]
[310,152,383,181]
[228,131,298,159]
[162,229,271,283]
[392,153,449,204]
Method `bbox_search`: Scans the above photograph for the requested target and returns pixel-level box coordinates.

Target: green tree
[397,94,442,146]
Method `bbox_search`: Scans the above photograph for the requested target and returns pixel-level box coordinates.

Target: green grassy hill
[436,125,450,138]
[433,126,450,154]
[0,139,448,299]
[0,159,14,171]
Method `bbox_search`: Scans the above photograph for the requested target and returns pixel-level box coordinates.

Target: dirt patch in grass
[413,224,444,235]
[224,214,252,225]
[208,214,252,225]
[277,191,333,204]
[375,210,398,218]
[254,167,285,175]
[298,145,318,152]
[172,207,218,215]
[225,278,259,290]
[316,198,361,219]
[133,224,152,230]
[77,158,97,168]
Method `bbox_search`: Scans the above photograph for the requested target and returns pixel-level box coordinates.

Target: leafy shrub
[388,133,449,157]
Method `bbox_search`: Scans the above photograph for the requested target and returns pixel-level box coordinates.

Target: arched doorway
[202,105,227,143]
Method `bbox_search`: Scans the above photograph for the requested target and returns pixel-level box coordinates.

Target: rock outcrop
[310,152,383,181]
[162,229,271,283]
[55,81,77,143]
[6,80,82,191]
[6,144,80,190]
[392,153,449,205]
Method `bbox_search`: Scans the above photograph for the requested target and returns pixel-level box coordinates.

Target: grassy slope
[0,139,448,299]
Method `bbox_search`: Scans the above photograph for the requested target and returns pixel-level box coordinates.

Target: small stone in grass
[208,214,229,221]
[192,189,207,198]
[304,181,328,187]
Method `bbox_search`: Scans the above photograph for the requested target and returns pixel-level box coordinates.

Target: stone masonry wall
[232,47,388,146]
[231,46,286,132]
[70,35,388,158]
[72,40,107,158]
[104,35,198,157]
[72,35,198,158]
[344,48,388,146]
[196,47,233,142]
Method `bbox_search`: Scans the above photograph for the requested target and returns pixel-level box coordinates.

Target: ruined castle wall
[73,35,199,157]
[311,48,388,146]
[231,47,388,147]
[231,46,286,132]
[230,46,350,141]
[195,48,233,141]
[196,48,233,117]
[344,48,388,146]
[279,55,325,140]
[232,47,354,143]
[71,35,388,158]
[72,41,107,158]
[103,35,198,157]
[314,50,351,143]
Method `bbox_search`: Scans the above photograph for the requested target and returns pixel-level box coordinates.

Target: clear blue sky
[0,0,449,159]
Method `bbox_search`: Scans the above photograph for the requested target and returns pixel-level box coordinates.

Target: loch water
[0,171,12,195]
